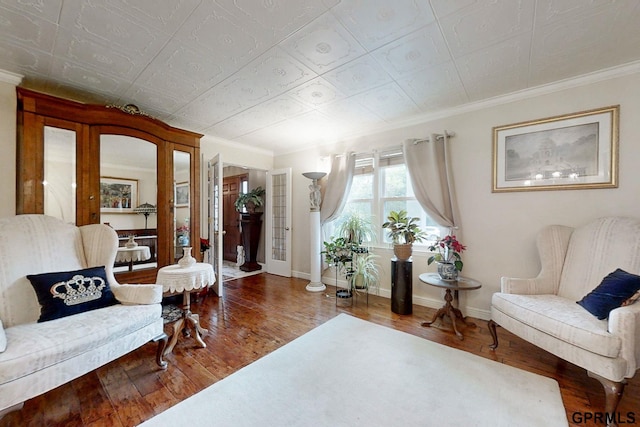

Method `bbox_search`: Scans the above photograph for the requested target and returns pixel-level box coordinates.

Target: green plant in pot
[382,210,426,260]
[234,186,266,213]
[336,212,375,245]
[349,252,380,293]
[322,237,357,271]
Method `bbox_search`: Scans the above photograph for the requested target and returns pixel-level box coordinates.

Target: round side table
[156,263,215,354]
[418,273,481,340]
[116,245,151,271]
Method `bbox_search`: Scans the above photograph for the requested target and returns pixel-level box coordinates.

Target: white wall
[276,70,640,319]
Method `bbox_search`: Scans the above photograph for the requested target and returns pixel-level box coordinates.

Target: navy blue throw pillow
[27,266,118,322]
[577,269,640,320]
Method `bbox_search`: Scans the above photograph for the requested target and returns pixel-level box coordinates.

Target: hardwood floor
[2,273,638,427]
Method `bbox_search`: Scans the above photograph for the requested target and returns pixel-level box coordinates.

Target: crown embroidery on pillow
[50,275,107,306]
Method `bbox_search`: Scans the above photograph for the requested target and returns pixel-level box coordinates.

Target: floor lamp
[302,172,326,292]
[133,202,157,229]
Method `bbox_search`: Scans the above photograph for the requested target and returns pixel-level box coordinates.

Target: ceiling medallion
[315,42,332,54]
[106,103,152,118]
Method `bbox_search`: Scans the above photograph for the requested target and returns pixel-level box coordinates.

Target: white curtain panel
[402,132,458,230]
[320,153,355,225]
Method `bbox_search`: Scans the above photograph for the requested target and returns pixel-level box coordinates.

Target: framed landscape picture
[492,105,619,192]
[175,181,189,207]
[100,177,138,213]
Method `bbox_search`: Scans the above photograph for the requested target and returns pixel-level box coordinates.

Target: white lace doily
[156,263,215,293]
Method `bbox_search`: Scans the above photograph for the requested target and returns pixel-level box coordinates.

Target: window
[331,149,444,246]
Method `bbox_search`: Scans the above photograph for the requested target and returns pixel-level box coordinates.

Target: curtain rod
[407,131,456,145]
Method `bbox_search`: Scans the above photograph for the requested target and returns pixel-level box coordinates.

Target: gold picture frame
[492,105,619,192]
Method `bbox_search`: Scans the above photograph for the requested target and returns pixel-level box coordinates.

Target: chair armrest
[500,277,557,295]
[608,303,640,378]
[111,283,163,305]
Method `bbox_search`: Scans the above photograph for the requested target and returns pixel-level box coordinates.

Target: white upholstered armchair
[0,215,168,418]
[489,217,640,424]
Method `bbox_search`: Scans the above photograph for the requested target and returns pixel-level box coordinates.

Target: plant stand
[333,261,352,306]
[391,258,412,314]
[239,212,263,272]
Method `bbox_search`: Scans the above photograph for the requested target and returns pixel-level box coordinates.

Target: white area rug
[139,314,568,427]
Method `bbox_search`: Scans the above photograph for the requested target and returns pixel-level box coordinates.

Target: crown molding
[0,69,23,85]
[201,134,274,157]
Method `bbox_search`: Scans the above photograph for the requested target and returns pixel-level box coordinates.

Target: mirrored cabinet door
[100,134,158,274]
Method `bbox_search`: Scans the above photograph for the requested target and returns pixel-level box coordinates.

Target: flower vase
[178,246,196,268]
[125,235,138,248]
[437,262,458,281]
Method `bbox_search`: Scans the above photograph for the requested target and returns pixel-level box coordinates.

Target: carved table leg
[164,317,185,355]
[185,311,208,348]
[421,306,447,327]
[422,289,467,340]
[164,290,208,354]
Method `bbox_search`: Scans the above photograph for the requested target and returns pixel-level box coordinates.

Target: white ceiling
[2,0,640,155]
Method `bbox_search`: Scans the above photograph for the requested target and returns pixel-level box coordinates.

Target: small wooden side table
[418,273,481,340]
[156,263,215,354]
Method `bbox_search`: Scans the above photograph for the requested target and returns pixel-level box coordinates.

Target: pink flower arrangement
[427,235,466,271]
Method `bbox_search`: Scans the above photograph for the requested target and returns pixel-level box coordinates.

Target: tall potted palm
[235,186,265,272]
[382,210,426,260]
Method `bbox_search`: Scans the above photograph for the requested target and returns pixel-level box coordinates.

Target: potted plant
[349,252,380,293]
[322,237,356,270]
[382,210,426,260]
[235,186,266,272]
[234,186,265,213]
[336,212,375,244]
[427,235,466,281]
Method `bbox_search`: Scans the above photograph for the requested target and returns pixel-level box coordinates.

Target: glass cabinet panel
[174,150,191,261]
[43,126,76,223]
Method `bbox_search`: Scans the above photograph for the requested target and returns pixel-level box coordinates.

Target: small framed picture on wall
[175,181,189,207]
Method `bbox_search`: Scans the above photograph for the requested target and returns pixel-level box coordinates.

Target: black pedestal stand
[391,258,412,314]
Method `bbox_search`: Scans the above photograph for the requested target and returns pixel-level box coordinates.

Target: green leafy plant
[234,186,265,213]
[427,235,466,271]
[381,210,426,244]
[349,252,380,292]
[322,237,357,272]
[336,212,375,244]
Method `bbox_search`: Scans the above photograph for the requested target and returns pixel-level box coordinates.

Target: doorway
[222,174,245,262]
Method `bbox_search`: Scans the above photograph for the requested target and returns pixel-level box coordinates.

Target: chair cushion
[0,303,160,385]
[27,266,118,322]
[577,269,640,319]
[492,293,621,358]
